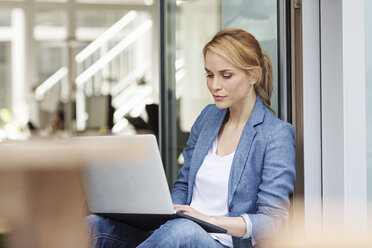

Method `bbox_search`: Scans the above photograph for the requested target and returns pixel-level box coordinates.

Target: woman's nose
[211,77,222,90]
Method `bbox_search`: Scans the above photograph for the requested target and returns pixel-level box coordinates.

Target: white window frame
[302,0,367,236]
[302,0,323,234]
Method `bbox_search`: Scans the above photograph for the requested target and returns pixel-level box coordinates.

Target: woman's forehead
[204,50,240,71]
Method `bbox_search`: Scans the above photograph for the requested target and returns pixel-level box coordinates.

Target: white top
[190,138,235,247]
[190,138,253,247]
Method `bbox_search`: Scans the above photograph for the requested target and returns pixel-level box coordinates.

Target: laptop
[81,134,227,233]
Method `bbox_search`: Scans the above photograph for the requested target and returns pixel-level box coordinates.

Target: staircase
[35,10,154,133]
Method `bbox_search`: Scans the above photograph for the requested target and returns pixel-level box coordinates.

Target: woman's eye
[206,73,213,78]
[222,74,232,79]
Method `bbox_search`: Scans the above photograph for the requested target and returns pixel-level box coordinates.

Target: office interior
[0,0,371,247]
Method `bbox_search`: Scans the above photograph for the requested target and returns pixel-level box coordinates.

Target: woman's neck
[227,94,256,128]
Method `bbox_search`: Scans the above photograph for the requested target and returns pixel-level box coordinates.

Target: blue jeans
[86,215,228,248]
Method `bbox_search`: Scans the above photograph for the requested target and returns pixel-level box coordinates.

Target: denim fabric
[87,215,228,248]
[86,215,151,248]
[171,96,296,247]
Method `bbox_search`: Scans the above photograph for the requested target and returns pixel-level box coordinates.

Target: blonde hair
[203,28,274,113]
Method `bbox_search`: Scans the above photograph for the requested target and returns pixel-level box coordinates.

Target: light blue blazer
[170,96,296,248]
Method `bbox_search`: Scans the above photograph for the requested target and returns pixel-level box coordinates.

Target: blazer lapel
[186,107,227,204]
[228,96,265,205]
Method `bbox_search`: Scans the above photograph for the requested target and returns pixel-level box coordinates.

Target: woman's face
[204,50,256,110]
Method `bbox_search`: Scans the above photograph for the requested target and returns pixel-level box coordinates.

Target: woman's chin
[214,102,230,109]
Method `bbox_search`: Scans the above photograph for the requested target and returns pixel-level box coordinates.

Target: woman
[88,28,295,248]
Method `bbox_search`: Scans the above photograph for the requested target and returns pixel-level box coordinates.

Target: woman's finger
[174,205,190,212]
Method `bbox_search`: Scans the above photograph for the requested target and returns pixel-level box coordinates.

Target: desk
[0,139,145,248]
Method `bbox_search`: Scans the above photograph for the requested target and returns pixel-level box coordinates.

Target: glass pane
[0,10,11,117]
[76,0,153,5]
[0,10,12,117]
[35,9,67,27]
[163,0,220,182]
[35,0,68,2]
[0,42,11,110]
[75,9,156,134]
[34,10,67,40]
[34,10,68,129]
[35,43,66,82]
[221,0,278,114]
[76,10,127,29]
[167,0,279,183]
[366,0,372,223]
[0,9,11,26]
[176,0,221,132]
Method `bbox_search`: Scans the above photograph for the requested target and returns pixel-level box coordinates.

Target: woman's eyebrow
[204,68,235,73]
[219,69,234,73]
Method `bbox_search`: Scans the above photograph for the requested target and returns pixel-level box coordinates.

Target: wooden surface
[0,138,147,170]
[0,137,148,248]
[0,170,88,248]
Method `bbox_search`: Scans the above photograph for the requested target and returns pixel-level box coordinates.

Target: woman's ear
[247,68,260,86]
[250,75,258,86]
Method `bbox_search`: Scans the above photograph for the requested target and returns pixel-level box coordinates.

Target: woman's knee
[86,214,104,227]
[86,215,152,248]
[86,214,111,236]
[155,218,208,244]
[164,218,204,238]
[141,218,207,247]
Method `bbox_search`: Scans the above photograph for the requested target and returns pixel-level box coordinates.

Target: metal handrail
[75,16,153,131]
[75,20,153,86]
[35,67,68,101]
[75,10,137,64]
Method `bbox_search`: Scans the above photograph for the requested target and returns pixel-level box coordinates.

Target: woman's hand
[173,204,247,237]
[173,204,216,225]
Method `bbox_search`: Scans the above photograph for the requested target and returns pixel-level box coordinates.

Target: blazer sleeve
[170,105,210,205]
[248,121,296,246]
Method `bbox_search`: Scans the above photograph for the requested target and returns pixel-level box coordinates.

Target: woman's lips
[213,95,226,101]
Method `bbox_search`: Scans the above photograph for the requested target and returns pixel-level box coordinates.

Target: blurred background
[0,0,371,247]
[0,0,281,178]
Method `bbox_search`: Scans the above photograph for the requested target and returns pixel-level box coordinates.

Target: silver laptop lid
[81,134,174,214]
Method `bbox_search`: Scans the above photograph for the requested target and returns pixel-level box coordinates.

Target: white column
[320,0,345,231]
[320,0,367,236]
[25,1,38,128]
[301,0,323,235]
[342,0,367,234]
[11,8,27,125]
